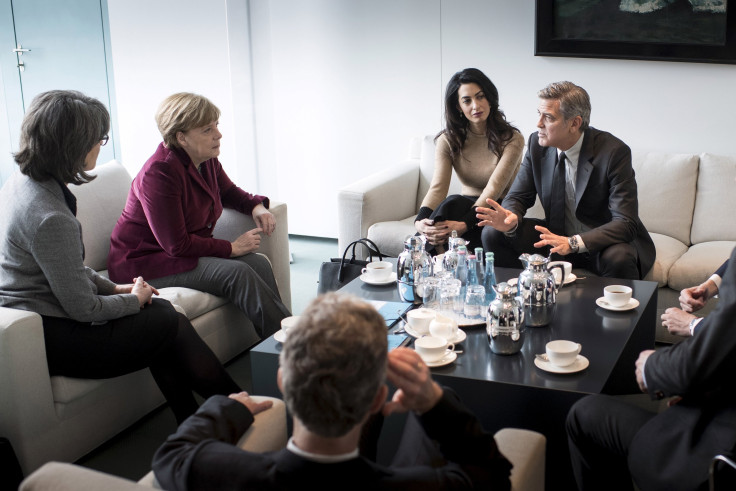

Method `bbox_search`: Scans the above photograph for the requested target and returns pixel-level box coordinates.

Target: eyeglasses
[100,135,109,146]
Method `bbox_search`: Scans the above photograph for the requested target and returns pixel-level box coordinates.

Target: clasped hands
[115,276,159,308]
[660,279,718,337]
[476,198,575,255]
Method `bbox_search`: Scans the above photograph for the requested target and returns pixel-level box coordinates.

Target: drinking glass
[441,278,463,316]
[464,284,487,320]
[421,277,442,311]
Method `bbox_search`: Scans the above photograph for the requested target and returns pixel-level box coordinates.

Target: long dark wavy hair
[436,68,518,160]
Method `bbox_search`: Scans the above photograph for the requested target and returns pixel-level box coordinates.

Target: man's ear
[277,367,284,396]
[569,115,583,133]
[369,384,389,414]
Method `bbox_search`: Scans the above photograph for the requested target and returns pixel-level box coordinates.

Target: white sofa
[20,419,546,491]
[338,135,736,343]
[0,160,292,476]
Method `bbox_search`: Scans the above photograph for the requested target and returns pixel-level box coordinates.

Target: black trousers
[481,217,643,280]
[42,299,240,423]
[423,194,482,254]
[566,395,657,491]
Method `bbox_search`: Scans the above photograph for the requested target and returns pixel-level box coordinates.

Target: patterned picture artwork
[553,0,726,45]
[536,0,733,64]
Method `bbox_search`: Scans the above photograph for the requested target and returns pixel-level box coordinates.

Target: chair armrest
[21,462,147,490]
[337,161,420,259]
[212,202,292,310]
[495,428,546,491]
[0,308,60,468]
[137,396,287,488]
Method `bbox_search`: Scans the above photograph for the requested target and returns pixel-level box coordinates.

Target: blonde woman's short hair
[155,92,221,147]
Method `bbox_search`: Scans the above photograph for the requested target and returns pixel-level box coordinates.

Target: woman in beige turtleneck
[415,68,524,254]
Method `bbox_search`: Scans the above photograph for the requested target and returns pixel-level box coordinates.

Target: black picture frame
[535,0,735,65]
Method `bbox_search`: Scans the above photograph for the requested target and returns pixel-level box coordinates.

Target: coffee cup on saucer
[281,315,300,335]
[414,336,455,363]
[406,308,435,335]
[549,261,572,284]
[603,285,632,307]
[545,340,582,367]
[361,261,393,281]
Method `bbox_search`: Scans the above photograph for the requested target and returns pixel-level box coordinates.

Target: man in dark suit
[152,292,512,490]
[477,81,654,280]
[566,247,736,490]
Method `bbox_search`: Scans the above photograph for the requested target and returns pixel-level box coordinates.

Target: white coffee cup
[429,313,458,340]
[603,285,632,307]
[414,336,455,363]
[407,308,435,335]
[549,261,572,284]
[546,340,582,367]
[361,260,393,281]
[281,315,300,334]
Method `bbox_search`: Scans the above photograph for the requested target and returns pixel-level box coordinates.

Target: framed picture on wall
[535,0,735,65]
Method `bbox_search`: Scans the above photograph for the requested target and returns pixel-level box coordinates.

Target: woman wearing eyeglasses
[0,90,241,423]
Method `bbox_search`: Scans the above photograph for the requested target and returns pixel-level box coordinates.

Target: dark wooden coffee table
[251,267,657,489]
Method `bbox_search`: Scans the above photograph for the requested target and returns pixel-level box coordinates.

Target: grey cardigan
[0,172,139,322]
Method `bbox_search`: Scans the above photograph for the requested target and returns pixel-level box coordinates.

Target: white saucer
[534,354,589,374]
[360,272,397,285]
[421,350,457,368]
[557,273,577,286]
[404,324,467,344]
[595,297,639,312]
[274,330,287,343]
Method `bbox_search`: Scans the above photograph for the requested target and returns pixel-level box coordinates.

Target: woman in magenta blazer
[108,93,290,338]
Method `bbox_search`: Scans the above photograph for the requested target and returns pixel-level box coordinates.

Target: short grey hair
[14,90,109,185]
[279,292,388,437]
[538,81,591,130]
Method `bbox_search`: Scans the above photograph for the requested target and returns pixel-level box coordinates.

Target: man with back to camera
[152,292,512,490]
[476,81,655,280]
[565,246,736,490]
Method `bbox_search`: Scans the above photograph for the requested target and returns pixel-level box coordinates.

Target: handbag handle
[337,238,386,282]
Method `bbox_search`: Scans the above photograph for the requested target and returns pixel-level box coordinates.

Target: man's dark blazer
[152,391,511,491]
[627,246,736,490]
[501,127,655,277]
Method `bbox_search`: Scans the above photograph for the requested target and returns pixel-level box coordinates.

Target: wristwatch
[568,236,580,253]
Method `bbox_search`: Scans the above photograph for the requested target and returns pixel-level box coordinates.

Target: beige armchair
[19,396,288,490]
[338,135,462,259]
[0,160,291,476]
[20,415,545,491]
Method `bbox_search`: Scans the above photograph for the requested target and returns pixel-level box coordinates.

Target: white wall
[105,0,736,238]
[106,0,249,183]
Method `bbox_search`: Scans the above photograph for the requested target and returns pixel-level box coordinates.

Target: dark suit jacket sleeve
[645,248,736,399]
[419,388,512,489]
[501,134,539,219]
[716,260,729,278]
[152,395,256,491]
[577,138,642,252]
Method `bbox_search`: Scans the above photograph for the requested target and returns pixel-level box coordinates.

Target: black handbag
[318,238,388,294]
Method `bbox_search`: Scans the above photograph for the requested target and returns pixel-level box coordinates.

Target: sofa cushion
[668,241,736,291]
[644,233,688,287]
[156,287,229,320]
[367,217,416,258]
[691,153,736,244]
[70,161,132,272]
[632,151,698,246]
